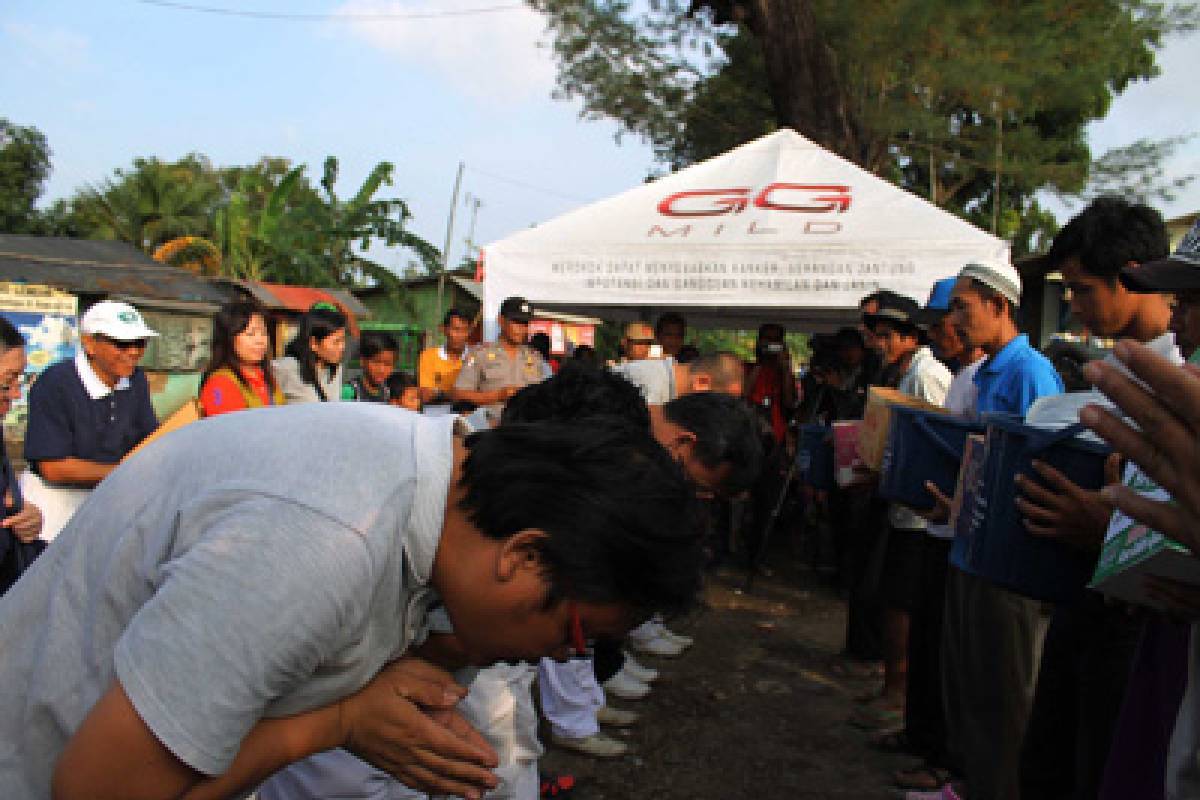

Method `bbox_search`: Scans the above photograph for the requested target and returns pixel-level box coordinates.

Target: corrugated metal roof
[0,235,228,306]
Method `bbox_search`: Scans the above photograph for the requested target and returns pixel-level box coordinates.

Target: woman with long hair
[273,304,347,403]
[199,301,284,416]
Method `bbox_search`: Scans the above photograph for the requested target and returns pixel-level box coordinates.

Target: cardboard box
[123,399,202,461]
[857,386,945,470]
[1090,464,1200,609]
[832,420,863,488]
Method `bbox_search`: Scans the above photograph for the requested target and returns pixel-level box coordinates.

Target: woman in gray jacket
[273,304,347,403]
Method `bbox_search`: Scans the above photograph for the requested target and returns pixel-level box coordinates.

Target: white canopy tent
[482,129,1009,333]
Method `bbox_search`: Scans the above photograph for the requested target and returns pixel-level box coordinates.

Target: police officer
[451,296,545,422]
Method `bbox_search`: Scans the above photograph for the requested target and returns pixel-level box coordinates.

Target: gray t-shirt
[0,403,454,798]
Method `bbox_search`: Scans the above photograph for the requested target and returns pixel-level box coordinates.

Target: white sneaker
[552,732,628,758]
[621,652,659,683]
[596,705,639,727]
[603,669,651,700]
[628,634,684,658]
[657,625,694,649]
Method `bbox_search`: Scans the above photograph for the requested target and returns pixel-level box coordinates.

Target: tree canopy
[531,0,1198,255]
[16,149,440,289]
[0,119,52,234]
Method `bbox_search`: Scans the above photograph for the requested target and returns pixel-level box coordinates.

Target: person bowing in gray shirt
[0,401,701,800]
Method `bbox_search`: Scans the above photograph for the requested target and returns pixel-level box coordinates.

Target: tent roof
[482,129,1009,332]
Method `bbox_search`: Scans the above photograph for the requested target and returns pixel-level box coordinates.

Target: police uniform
[453,342,545,420]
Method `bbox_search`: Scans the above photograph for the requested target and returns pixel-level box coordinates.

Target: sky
[2,0,1197,276]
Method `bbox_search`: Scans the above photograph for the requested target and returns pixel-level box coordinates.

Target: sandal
[894,766,953,792]
[540,773,577,798]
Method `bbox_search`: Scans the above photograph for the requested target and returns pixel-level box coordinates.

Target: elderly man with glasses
[22,301,158,537]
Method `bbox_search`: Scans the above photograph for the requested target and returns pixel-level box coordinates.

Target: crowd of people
[0,195,1199,800]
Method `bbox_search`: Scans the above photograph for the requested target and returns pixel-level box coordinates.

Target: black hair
[0,316,24,352]
[655,312,687,335]
[967,278,1020,324]
[571,344,597,364]
[203,301,277,395]
[359,331,398,360]
[384,370,419,397]
[284,306,347,394]
[662,392,763,496]
[757,322,785,340]
[528,331,552,360]
[459,420,702,615]
[834,327,865,349]
[502,361,650,430]
[443,308,469,327]
[675,344,701,364]
[1047,196,1170,282]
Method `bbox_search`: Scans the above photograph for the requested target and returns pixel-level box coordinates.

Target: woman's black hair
[0,316,24,353]
[203,301,277,395]
[359,331,399,360]
[460,419,701,616]
[284,306,347,392]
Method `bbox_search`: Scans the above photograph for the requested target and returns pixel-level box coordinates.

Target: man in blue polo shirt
[23,301,159,536]
[939,261,1063,800]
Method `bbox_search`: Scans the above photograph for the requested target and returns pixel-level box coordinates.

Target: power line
[465,165,594,204]
[134,0,525,22]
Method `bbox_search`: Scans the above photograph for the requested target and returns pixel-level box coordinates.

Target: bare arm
[36,457,117,487]
[53,659,498,800]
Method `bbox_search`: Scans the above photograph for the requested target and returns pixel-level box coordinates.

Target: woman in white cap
[22,300,159,539]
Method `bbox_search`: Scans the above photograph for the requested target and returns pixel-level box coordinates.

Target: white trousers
[537,657,604,739]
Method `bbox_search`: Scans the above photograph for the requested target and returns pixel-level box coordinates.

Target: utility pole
[463,192,483,259]
[437,161,465,333]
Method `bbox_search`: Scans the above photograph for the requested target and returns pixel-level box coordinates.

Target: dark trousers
[942,567,1047,800]
[593,638,625,684]
[1099,615,1191,800]
[1020,591,1144,800]
[836,487,888,661]
[905,536,951,765]
[744,442,788,569]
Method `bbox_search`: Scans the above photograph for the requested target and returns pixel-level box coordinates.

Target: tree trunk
[701,0,863,163]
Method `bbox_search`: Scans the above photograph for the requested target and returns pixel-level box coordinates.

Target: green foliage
[73,154,222,251]
[48,151,440,289]
[530,1,1197,254]
[0,119,52,233]
[1079,135,1198,205]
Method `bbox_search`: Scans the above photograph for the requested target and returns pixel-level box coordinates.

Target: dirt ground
[539,555,916,800]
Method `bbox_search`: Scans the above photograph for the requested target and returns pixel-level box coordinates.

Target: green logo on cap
[118,311,138,323]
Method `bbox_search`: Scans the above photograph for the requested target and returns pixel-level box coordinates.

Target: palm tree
[74,155,221,252]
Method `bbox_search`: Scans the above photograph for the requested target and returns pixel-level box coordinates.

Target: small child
[385,371,422,412]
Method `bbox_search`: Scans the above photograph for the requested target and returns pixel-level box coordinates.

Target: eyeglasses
[95,335,148,351]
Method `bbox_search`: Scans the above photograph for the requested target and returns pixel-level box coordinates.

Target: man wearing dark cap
[859,294,950,731]
[452,296,546,422]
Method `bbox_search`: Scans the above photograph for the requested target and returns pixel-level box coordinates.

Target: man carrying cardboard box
[857,294,950,731]
[937,261,1063,800]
